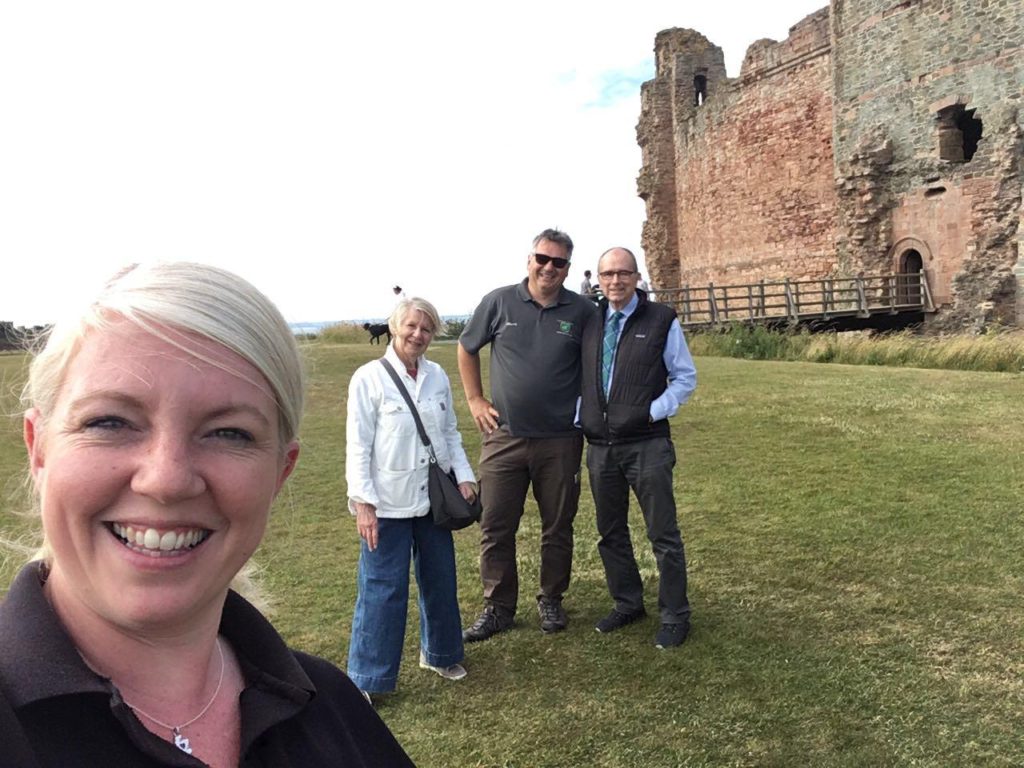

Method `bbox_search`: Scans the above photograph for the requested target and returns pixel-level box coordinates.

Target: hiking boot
[655,621,690,649]
[419,651,468,681]
[462,605,513,643]
[595,607,647,633]
[537,596,568,633]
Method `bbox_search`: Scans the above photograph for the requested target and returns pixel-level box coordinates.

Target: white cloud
[1,0,827,326]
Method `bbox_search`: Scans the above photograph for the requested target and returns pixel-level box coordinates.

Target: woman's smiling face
[25,321,298,634]
[392,308,435,365]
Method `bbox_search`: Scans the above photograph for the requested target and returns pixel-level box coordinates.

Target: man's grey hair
[532,228,574,258]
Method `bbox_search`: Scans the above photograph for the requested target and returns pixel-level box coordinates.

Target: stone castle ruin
[638,0,1023,330]
[0,322,47,352]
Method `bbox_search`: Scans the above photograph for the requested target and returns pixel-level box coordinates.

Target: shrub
[443,317,468,339]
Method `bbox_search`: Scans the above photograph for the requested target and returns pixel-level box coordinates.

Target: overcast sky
[1,0,827,327]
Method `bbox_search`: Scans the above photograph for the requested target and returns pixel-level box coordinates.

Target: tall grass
[318,322,370,344]
[688,324,1024,372]
[318,319,466,345]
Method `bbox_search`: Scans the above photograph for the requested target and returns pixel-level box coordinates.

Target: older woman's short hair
[389,297,442,337]
[23,261,305,444]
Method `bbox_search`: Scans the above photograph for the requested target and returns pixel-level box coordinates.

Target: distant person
[346,297,475,700]
[637,273,649,292]
[580,247,696,649]
[643,275,658,302]
[393,285,406,298]
[458,228,597,641]
[580,269,594,295]
[1,262,414,766]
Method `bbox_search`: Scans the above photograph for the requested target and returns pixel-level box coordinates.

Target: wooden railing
[649,272,934,329]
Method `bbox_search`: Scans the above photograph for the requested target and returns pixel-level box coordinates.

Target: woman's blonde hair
[19,261,305,609]
[389,296,442,337]
[25,262,304,443]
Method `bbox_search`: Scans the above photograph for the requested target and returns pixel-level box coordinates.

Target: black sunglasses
[532,253,569,269]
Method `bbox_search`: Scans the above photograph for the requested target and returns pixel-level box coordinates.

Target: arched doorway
[897,249,924,305]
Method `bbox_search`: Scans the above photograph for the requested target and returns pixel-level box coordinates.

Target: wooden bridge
[648,272,935,332]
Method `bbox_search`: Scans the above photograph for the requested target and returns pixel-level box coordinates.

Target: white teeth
[110,523,209,554]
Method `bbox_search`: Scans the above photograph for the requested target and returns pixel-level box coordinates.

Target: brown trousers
[477,429,583,617]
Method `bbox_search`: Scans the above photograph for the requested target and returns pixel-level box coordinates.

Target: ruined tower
[638,1,1024,330]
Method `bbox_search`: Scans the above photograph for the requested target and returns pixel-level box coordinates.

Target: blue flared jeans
[346,514,464,693]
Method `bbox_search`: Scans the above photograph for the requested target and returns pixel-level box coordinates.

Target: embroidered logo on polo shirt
[558,320,574,334]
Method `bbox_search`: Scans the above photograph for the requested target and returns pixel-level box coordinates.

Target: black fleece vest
[580,295,676,444]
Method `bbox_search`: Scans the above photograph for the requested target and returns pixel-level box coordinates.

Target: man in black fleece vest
[580,247,697,648]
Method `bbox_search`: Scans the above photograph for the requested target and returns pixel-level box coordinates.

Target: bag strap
[378,359,439,461]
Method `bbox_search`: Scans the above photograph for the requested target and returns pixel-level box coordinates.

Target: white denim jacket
[346,345,476,518]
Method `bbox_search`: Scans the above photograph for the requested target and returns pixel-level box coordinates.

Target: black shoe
[463,606,513,643]
[655,621,690,649]
[595,607,647,633]
[537,596,567,633]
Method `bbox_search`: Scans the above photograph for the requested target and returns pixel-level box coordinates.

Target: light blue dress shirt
[604,293,697,422]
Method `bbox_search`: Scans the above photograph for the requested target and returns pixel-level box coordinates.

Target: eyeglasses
[532,253,570,269]
[598,270,637,280]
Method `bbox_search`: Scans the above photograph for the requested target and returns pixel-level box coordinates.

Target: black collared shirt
[0,563,415,767]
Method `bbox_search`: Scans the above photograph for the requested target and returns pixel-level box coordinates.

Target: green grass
[689,324,1024,373]
[2,344,1023,767]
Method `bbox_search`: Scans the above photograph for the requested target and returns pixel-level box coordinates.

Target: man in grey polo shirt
[458,228,597,641]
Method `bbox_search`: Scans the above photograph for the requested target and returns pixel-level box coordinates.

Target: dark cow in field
[362,322,392,345]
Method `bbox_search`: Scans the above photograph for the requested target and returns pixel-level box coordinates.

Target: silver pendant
[173,730,193,755]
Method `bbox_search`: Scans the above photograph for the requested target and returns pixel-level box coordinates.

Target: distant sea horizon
[290,314,470,336]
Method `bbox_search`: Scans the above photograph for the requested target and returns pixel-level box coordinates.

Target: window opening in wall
[957,108,982,160]
[694,74,707,107]
[936,104,982,162]
[897,249,924,305]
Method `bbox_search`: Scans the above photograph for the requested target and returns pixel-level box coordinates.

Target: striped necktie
[602,311,623,394]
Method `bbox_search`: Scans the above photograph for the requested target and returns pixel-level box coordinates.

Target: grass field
[2,342,1023,767]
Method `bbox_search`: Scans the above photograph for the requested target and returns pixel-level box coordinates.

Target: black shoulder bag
[378,359,482,531]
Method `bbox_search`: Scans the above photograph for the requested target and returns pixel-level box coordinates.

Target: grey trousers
[477,428,583,617]
[586,437,690,624]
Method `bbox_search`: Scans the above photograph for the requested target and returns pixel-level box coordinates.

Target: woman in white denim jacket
[345,297,477,699]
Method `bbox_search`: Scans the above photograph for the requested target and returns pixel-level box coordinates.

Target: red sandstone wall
[831,0,1024,329]
[890,181,974,307]
[673,22,836,287]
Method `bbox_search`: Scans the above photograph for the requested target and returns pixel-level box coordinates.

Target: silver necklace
[124,638,226,755]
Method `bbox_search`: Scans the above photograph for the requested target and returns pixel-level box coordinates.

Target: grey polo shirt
[460,279,597,438]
